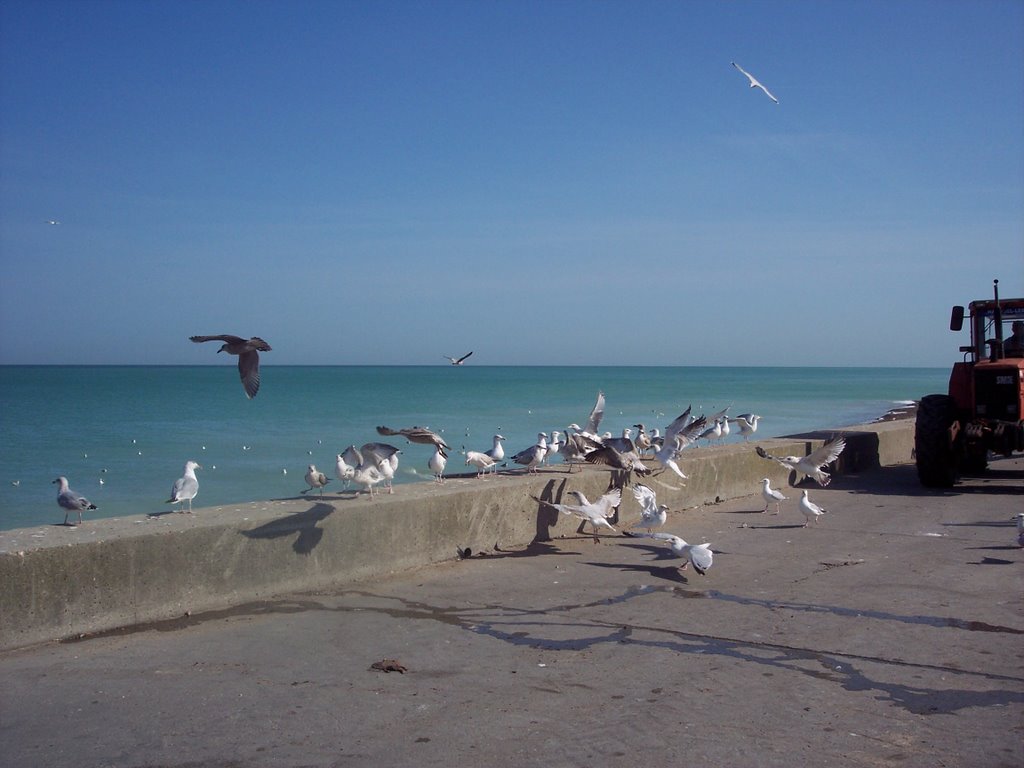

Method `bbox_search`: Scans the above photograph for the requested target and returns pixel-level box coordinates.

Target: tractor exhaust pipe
[992,279,1003,360]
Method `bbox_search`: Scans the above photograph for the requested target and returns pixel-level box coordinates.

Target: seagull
[569,390,605,440]
[584,441,652,478]
[730,414,762,441]
[651,409,706,480]
[189,335,272,399]
[428,445,447,483]
[341,445,386,498]
[760,477,787,514]
[483,433,506,475]
[543,430,562,466]
[443,351,473,365]
[376,425,450,450]
[512,433,548,473]
[635,532,714,575]
[731,61,779,104]
[45,219,61,225]
[630,483,668,534]
[464,450,498,478]
[302,464,330,497]
[359,442,401,494]
[799,490,827,527]
[756,436,846,486]
[533,488,621,542]
[53,476,97,525]
[166,460,201,513]
[335,452,355,489]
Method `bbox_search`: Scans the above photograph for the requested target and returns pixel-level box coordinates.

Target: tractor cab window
[971,304,1024,359]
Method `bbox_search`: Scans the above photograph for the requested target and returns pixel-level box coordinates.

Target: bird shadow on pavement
[583,557,692,585]
[241,501,335,555]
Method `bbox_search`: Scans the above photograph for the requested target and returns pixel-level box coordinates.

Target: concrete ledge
[0,419,915,652]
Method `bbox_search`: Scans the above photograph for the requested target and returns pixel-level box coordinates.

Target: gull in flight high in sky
[190,335,272,399]
[443,351,473,365]
[756,436,846,486]
[731,61,779,104]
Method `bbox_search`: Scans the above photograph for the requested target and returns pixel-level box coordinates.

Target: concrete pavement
[1,457,1022,767]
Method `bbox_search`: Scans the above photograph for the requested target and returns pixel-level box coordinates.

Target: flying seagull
[45,219,61,225]
[190,335,272,399]
[53,476,97,525]
[756,436,846,486]
[443,351,473,365]
[376,425,450,450]
[629,483,669,534]
[533,488,621,543]
[634,532,714,575]
[167,460,201,513]
[731,61,779,104]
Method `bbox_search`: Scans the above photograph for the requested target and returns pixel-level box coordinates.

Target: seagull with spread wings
[756,436,846,486]
[443,351,473,365]
[190,335,272,399]
[534,488,621,543]
[634,532,714,575]
[731,61,779,104]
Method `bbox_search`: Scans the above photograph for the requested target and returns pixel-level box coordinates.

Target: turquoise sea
[0,366,948,530]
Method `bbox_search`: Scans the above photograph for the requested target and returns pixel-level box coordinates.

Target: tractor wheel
[915,394,959,488]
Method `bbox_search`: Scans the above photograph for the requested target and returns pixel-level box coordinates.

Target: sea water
[0,365,948,530]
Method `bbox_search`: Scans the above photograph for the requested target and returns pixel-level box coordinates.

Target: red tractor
[916,280,1024,487]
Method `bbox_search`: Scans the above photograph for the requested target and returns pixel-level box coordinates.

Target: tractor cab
[916,279,1024,487]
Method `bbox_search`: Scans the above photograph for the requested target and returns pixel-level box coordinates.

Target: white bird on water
[635,532,714,575]
[167,460,202,513]
[731,61,779,104]
[756,437,846,486]
[302,464,330,497]
[760,477,787,514]
[54,476,97,525]
[799,490,827,527]
[630,483,668,534]
[534,488,621,543]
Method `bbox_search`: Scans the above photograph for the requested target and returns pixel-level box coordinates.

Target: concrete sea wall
[0,420,915,651]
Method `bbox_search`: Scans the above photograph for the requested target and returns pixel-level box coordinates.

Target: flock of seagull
[51,380,849,576]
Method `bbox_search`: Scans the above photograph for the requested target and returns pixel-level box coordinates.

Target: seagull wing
[632,483,657,517]
[584,391,605,436]
[756,82,779,103]
[457,351,473,363]
[592,488,622,518]
[687,543,713,574]
[731,61,753,82]
[361,442,400,463]
[190,334,246,345]
[806,437,846,469]
[237,350,261,399]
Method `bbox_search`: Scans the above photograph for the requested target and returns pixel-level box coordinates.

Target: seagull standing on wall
[731,61,779,104]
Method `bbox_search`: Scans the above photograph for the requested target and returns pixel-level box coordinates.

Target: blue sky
[1,0,1021,367]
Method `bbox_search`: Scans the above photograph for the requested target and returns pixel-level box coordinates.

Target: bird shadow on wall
[241,501,335,555]
[533,477,566,543]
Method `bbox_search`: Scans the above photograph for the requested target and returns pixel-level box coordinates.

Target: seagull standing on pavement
[799,490,827,527]
[512,432,548,473]
[428,445,447,483]
[756,437,846,486]
[166,460,202,513]
[760,478,787,514]
[302,464,330,497]
[54,476,97,525]
[731,61,779,104]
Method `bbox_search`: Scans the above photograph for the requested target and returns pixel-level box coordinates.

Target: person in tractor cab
[1004,320,1024,357]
